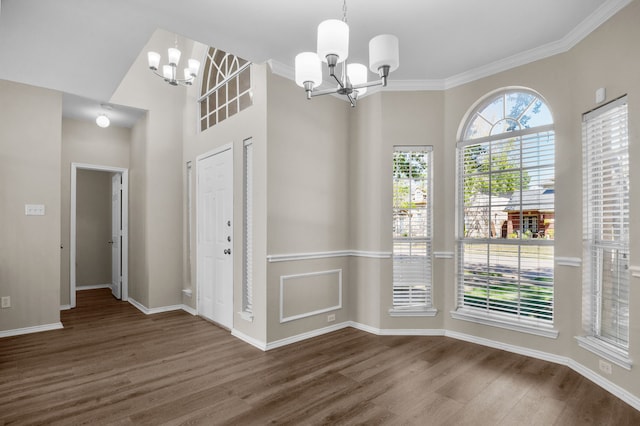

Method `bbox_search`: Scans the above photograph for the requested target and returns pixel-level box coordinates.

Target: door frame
[195,144,234,326]
[70,162,129,308]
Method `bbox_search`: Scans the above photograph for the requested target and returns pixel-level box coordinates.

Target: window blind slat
[393,147,433,309]
[582,96,629,351]
[457,91,555,325]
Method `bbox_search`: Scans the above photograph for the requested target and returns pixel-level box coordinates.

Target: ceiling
[0,0,631,127]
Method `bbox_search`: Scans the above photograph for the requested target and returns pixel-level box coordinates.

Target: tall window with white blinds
[391,146,435,315]
[242,139,254,320]
[581,95,630,362]
[455,90,555,334]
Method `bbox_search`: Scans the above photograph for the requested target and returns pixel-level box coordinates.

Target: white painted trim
[267,0,631,92]
[388,307,438,317]
[279,269,342,323]
[232,328,268,351]
[239,311,254,322]
[629,266,640,278]
[556,256,582,267]
[181,288,193,298]
[127,298,185,315]
[268,250,350,262]
[181,304,197,316]
[450,308,559,339]
[434,251,454,259]
[575,336,632,370]
[265,322,351,351]
[76,284,111,291]
[568,359,640,411]
[445,330,567,365]
[267,250,391,263]
[351,250,392,259]
[349,321,446,336]
[60,305,72,311]
[70,163,129,308]
[0,322,64,338]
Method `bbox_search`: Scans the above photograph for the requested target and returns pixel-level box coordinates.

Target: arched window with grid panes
[199,47,252,131]
[453,89,556,337]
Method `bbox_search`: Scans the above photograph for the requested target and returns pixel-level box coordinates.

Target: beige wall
[0,80,62,331]
[127,115,149,305]
[60,118,131,304]
[75,170,112,287]
[110,29,185,309]
[265,72,351,342]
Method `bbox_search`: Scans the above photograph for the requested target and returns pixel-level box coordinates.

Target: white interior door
[197,148,233,328]
[111,173,122,299]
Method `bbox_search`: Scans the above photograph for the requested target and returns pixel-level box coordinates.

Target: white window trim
[576,336,632,370]
[451,307,559,339]
[455,89,555,332]
[389,307,438,317]
[392,145,434,313]
[580,95,630,361]
[241,138,254,321]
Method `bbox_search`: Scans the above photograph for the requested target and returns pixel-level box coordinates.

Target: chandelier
[147,37,201,86]
[295,0,399,107]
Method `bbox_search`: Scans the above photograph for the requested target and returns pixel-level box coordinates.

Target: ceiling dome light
[96,114,110,128]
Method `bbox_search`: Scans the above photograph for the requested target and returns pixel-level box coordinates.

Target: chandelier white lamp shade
[295,52,323,92]
[317,19,349,65]
[147,44,200,87]
[347,63,368,96]
[369,34,399,76]
[294,0,399,107]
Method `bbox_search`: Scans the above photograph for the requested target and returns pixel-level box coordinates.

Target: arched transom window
[199,47,252,131]
[455,89,556,334]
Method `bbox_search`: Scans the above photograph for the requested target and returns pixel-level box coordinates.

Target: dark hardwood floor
[1,289,639,425]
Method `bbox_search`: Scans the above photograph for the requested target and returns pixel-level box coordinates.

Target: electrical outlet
[599,359,612,375]
[1,296,10,308]
[327,314,336,322]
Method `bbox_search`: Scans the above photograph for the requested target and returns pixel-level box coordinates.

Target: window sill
[450,308,559,339]
[575,336,632,370]
[389,307,438,317]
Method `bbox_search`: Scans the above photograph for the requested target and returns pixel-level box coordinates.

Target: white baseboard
[128,298,197,317]
[264,322,351,351]
[231,328,267,351]
[0,322,64,338]
[76,284,111,291]
[349,321,446,336]
[568,359,640,411]
[181,304,197,316]
[60,305,72,311]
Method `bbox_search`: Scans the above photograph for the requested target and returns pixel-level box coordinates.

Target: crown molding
[443,0,632,89]
[268,0,631,93]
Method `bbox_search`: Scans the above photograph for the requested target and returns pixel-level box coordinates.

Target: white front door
[197,148,233,328]
[111,173,122,299]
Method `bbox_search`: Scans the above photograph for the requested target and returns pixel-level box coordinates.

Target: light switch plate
[25,204,45,216]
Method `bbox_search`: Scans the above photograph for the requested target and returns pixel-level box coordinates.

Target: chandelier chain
[342,0,347,23]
